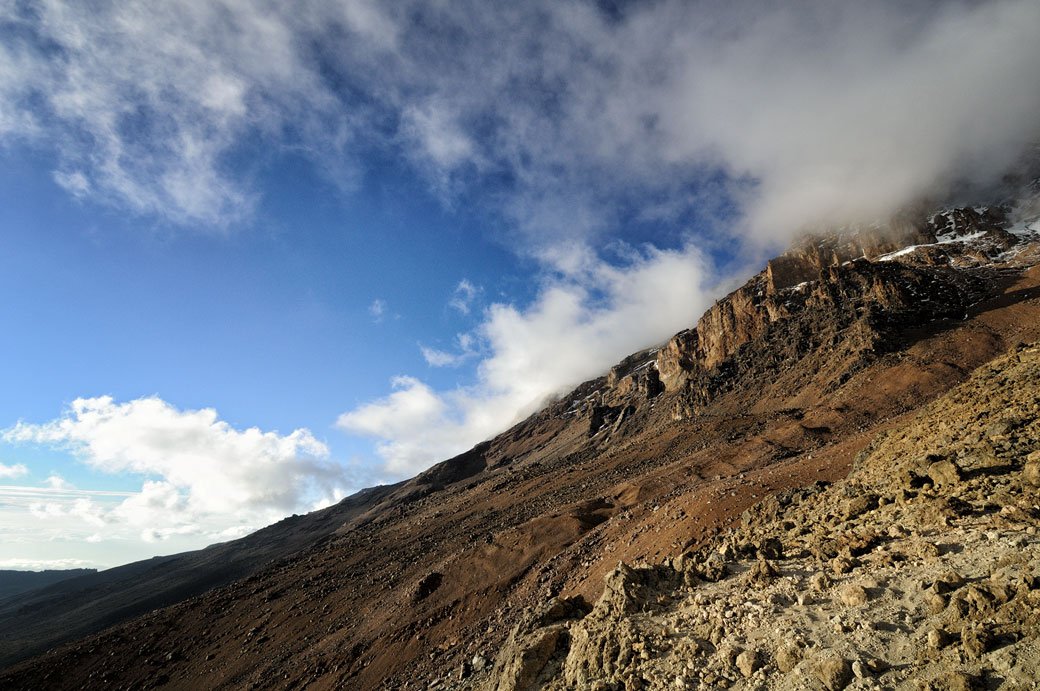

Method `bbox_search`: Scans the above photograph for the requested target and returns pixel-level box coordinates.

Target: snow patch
[878,230,989,262]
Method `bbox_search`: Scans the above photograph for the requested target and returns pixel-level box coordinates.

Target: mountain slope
[0,482,399,669]
[486,342,1040,689]
[0,570,96,602]
[1,197,1039,690]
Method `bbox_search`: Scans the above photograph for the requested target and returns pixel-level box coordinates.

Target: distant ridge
[0,483,399,669]
[0,569,96,602]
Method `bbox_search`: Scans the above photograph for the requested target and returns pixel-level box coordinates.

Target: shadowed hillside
[0,569,96,602]
[0,483,399,669]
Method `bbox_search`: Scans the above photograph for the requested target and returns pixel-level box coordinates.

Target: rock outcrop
[655,204,1038,422]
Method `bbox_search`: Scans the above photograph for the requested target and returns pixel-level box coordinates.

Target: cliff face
[655,206,1027,416]
[2,198,1040,691]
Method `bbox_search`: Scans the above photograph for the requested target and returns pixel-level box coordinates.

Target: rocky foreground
[484,344,1040,690]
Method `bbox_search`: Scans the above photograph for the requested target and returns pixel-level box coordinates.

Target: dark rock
[412,572,444,603]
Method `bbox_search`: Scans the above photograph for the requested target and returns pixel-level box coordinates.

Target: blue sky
[1,0,1038,570]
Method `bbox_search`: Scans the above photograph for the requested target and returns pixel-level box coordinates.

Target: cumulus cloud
[0,462,28,478]
[339,243,712,474]
[44,474,73,490]
[3,396,351,540]
[369,299,387,321]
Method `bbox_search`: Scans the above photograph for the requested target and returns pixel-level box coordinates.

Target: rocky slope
[484,343,1040,691]
[1,193,1039,690]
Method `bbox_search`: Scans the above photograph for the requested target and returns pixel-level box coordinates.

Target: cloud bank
[3,396,351,544]
[339,243,711,474]
[3,1,1038,241]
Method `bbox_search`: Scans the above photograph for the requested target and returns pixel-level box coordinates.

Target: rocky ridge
[656,203,1040,416]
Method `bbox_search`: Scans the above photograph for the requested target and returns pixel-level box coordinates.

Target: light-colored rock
[812,654,852,691]
[810,572,831,591]
[928,459,963,487]
[1024,452,1040,486]
[735,649,760,678]
[926,628,949,649]
[839,584,869,607]
[928,671,980,691]
[775,643,802,673]
[487,625,565,691]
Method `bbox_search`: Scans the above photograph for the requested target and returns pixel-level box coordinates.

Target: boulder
[812,654,852,691]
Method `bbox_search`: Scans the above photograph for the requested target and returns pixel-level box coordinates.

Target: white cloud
[52,170,90,197]
[30,497,106,527]
[337,376,459,475]
[339,243,712,475]
[3,396,351,542]
[0,462,28,479]
[5,1,1036,241]
[420,346,464,368]
[402,100,476,171]
[420,331,479,368]
[44,474,72,490]
[0,557,94,570]
[647,1,1040,241]
[0,1,372,225]
[448,279,479,315]
[369,298,386,321]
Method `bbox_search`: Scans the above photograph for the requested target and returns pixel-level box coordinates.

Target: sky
[1,0,1039,570]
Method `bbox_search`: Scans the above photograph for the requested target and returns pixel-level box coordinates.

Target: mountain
[1,190,1039,690]
[0,569,96,602]
[0,482,400,670]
